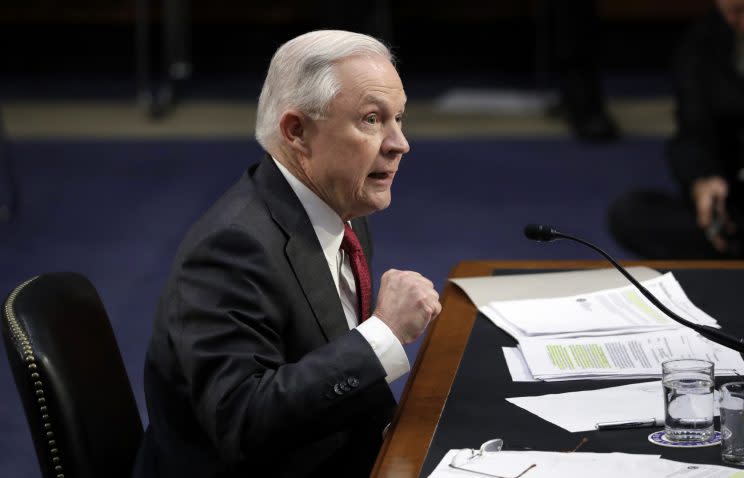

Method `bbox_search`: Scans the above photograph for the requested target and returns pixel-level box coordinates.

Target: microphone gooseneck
[524,223,744,353]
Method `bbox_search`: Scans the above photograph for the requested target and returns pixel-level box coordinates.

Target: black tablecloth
[420,269,744,476]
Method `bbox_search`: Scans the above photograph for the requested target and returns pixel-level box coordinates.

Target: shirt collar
[272,157,345,264]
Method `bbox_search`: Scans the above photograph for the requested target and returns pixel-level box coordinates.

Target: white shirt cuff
[356,315,410,384]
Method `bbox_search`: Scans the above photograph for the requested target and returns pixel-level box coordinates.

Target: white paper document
[488,272,744,382]
[450,266,661,308]
[506,381,721,433]
[481,273,719,341]
[428,450,743,478]
[517,329,744,381]
[503,347,537,382]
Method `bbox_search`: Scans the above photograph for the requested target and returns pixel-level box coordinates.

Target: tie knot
[341,223,363,255]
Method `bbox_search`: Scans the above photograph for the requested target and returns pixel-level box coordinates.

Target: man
[608,0,744,258]
[132,30,441,477]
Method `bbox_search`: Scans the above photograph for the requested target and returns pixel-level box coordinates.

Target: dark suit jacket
[666,10,744,211]
[132,155,396,478]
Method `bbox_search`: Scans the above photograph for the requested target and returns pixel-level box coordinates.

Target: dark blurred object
[2,272,143,478]
[0,2,712,82]
[320,0,393,43]
[609,190,742,258]
[0,1,713,101]
[608,10,744,259]
[0,111,14,222]
[136,0,191,118]
[538,0,619,142]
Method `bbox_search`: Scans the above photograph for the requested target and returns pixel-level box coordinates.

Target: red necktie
[340,223,371,323]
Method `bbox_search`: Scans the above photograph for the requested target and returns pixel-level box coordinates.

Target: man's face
[302,55,409,220]
[719,0,744,35]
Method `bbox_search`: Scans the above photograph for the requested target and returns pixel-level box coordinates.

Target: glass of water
[720,382,744,465]
[662,358,715,442]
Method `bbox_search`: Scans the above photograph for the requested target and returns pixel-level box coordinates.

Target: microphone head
[524,224,559,242]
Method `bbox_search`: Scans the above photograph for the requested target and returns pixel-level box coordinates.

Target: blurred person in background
[608,0,744,258]
[541,0,620,142]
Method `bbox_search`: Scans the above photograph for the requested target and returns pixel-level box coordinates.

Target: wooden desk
[370,260,744,478]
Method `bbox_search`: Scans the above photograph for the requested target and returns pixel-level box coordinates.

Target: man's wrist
[372,308,405,345]
[356,316,410,383]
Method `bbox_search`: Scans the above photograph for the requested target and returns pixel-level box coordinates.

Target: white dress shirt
[273,158,410,384]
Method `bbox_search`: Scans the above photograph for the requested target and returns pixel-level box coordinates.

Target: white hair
[255,30,393,149]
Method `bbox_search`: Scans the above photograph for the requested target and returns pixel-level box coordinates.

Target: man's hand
[692,176,730,252]
[373,269,441,345]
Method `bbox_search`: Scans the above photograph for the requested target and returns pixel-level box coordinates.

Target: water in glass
[663,373,714,441]
[720,383,744,465]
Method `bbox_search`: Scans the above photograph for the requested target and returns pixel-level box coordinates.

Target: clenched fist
[373,269,441,345]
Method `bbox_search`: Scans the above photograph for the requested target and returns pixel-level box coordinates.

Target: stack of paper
[517,328,744,381]
[477,273,744,381]
[482,273,719,341]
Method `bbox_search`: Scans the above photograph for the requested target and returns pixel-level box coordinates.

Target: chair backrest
[2,272,143,478]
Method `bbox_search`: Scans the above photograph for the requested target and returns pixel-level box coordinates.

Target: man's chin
[351,195,391,218]
[370,192,392,211]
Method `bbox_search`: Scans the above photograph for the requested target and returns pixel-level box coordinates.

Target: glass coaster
[648,430,721,448]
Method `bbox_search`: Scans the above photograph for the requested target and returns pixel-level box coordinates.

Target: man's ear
[279,110,312,156]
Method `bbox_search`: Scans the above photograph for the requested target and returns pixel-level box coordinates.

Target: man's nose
[383,124,410,156]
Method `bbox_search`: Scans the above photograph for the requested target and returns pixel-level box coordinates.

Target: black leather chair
[1,273,143,478]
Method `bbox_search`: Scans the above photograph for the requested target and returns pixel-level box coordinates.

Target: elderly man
[608,0,744,258]
[132,31,441,477]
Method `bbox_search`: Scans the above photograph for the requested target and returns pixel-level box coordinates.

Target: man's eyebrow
[360,93,407,110]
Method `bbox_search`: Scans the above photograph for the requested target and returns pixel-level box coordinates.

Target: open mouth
[368,171,394,180]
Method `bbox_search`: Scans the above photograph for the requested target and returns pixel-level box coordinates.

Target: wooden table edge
[370,259,744,477]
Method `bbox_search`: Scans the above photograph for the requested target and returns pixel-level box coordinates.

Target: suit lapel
[253,155,350,342]
[285,235,349,341]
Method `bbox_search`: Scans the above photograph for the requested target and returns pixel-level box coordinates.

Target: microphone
[523,223,744,353]
[524,224,560,242]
